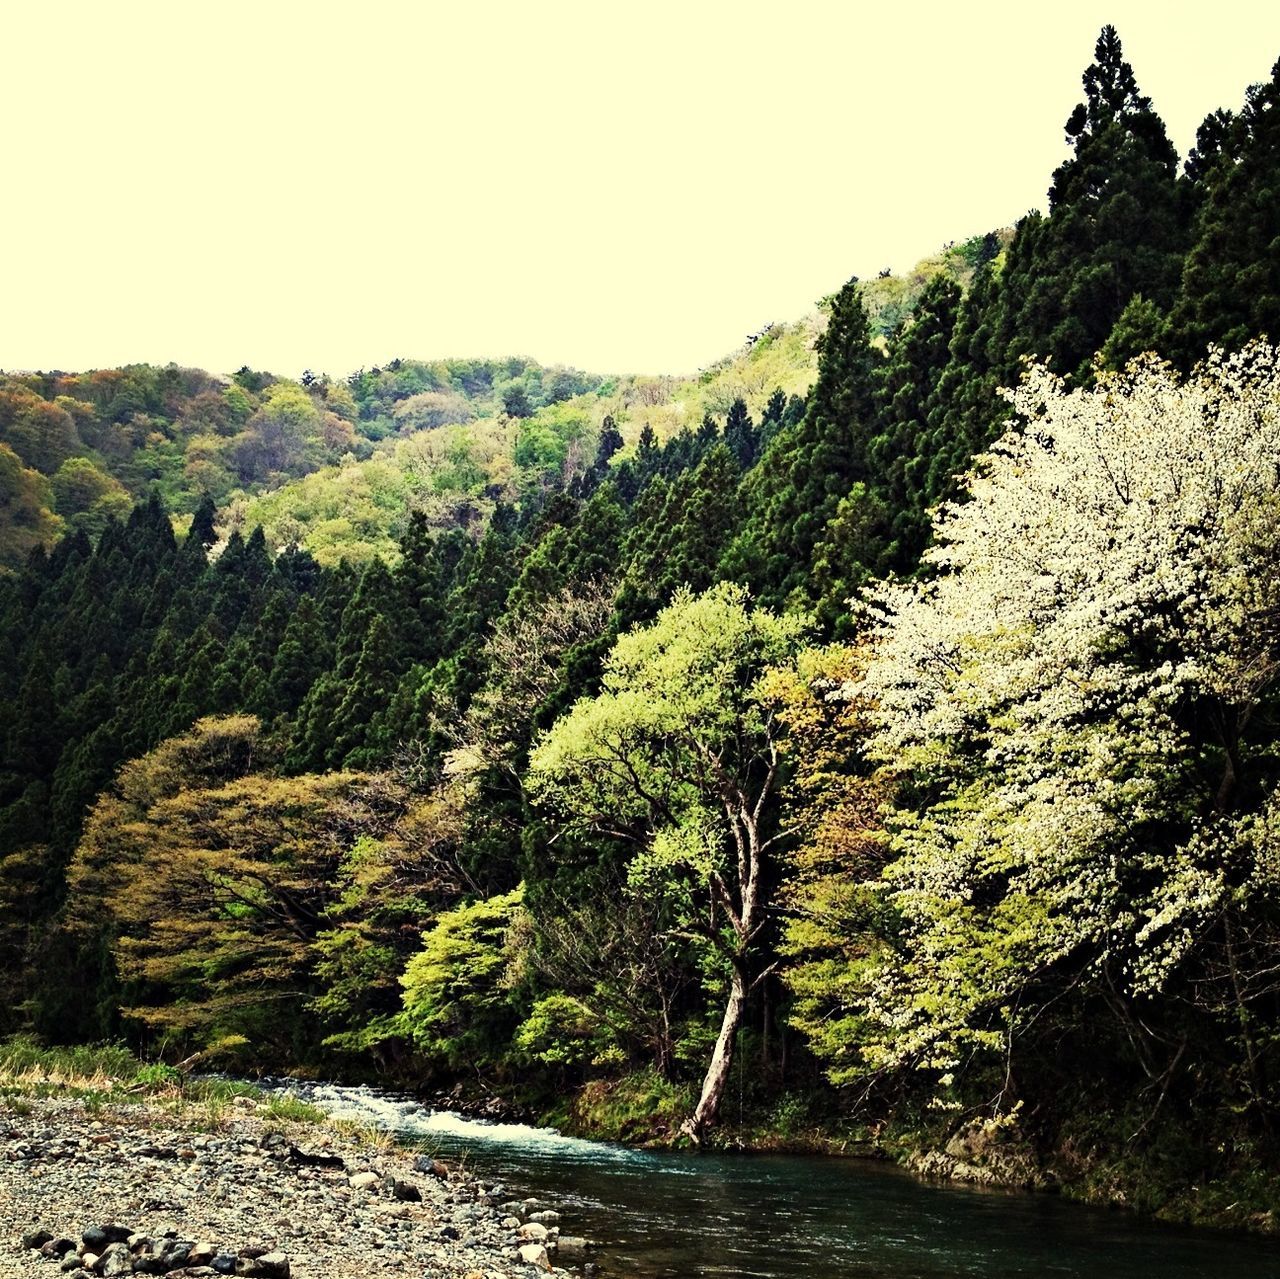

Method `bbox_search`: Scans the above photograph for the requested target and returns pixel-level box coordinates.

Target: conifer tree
[1168,59,1280,361]
[723,399,759,469]
[993,26,1187,383]
[727,278,882,610]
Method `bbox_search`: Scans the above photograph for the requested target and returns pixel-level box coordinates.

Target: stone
[100,1242,135,1276]
[500,1216,522,1230]
[211,1256,237,1276]
[412,1154,438,1175]
[60,1257,83,1274]
[557,1237,590,1255]
[518,1242,552,1271]
[234,1253,289,1279]
[288,1145,344,1169]
[22,1229,54,1249]
[80,1254,99,1273]
[348,1170,379,1191]
[517,1222,549,1243]
[386,1176,422,1202]
[83,1225,133,1251]
[189,1243,217,1265]
[41,1236,76,1256]
[163,1241,195,1270]
[527,1210,560,1226]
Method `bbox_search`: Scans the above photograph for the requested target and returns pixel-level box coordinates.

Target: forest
[4,26,1280,1225]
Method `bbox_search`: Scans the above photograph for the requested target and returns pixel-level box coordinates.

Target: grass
[0,1034,323,1131]
[328,1115,397,1152]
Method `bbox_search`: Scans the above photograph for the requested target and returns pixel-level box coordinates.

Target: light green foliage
[515,993,604,1066]
[529,582,805,861]
[530,582,807,1133]
[399,886,525,1066]
[231,420,515,565]
[50,457,132,538]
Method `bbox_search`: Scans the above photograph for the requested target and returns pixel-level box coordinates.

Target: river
[277,1082,1280,1277]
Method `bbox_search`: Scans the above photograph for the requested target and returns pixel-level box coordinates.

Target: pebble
[1,1094,589,1279]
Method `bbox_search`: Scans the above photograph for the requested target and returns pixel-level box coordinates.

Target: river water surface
[283,1082,1280,1278]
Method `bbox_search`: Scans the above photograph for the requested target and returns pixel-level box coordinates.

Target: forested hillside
[4,27,1280,1226]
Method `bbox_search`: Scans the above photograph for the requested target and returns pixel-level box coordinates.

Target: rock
[288,1145,344,1169]
[210,1256,237,1275]
[500,1216,522,1230]
[83,1225,133,1251]
[557,1236,590,1255]
[22,1228,54,1249]
[80,1254,99,1273]
[348,1170,379,1191]
[389,1177,422,1202]
[437,1225,460,1241]
[234,1252,289,1279]
[412,1154,439,1175]
[517,1222,549,1243]
[527,1210,560,1226]
[189,1243,217,1265]
[100,1242,134,1276]
[163,1241,195,1270]
[518,1242,552,1271]
[60,1257,84,1274]
[41,1236,76,1257]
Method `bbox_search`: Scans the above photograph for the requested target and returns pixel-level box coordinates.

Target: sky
[4,1,1280,380]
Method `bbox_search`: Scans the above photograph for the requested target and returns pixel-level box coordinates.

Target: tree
[1168,58,1280,363]
[0,443,62,571]
[399,886,525,1068]
[993,26,1187,384]
[50,458,132,540]
[529,582,806,1138]
[723,400,758,470]
[727,278,881,612]
[65,716,414,1058]
[849,345,1280,1103]
[760,644,891,1084]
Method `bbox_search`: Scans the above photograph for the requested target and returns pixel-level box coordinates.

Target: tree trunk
[681,960,747,1142]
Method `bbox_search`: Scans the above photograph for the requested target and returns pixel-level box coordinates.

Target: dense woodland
[4,28,1280,1216]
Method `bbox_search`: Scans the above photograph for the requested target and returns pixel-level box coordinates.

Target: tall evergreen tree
[726,278,882,610]
[992,25,1187,383]
[1167,58,1280,361]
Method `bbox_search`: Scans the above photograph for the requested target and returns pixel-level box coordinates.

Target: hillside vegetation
[4,28,1280,1229]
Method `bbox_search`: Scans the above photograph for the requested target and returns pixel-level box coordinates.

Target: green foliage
[1,24,1279,1207]
[0,441,62,571]
[399,886,525,1067]
[1168,57,1280,363]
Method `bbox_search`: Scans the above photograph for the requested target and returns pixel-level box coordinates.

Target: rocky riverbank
[0,1095,597,1278]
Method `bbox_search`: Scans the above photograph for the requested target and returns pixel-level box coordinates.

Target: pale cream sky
[4,1,1279,380]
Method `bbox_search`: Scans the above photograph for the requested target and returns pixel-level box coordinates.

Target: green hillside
[5,27,1280,1233]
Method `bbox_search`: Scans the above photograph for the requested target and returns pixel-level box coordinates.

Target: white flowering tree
[850,345,1280,1101]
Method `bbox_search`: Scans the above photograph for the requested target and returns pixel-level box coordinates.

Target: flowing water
[279,1082,1280,1278]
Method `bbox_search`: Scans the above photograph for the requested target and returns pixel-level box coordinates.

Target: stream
[274,1082,1280,1277]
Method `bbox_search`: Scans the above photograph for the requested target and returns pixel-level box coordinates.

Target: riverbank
[0,1091,593,1278]
[533,1071,1280,1238]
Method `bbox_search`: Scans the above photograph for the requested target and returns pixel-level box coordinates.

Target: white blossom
[849,345,1280,1071]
